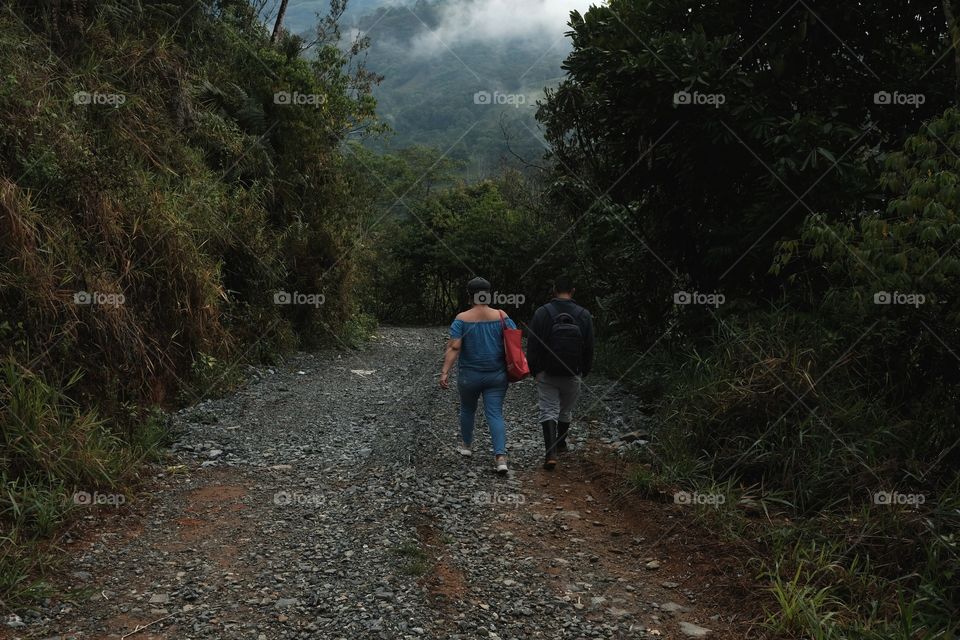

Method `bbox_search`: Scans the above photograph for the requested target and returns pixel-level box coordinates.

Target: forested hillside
[277,0,384,33]
[0,0,380,600]
[274,0,585,176]
[351,0,572,176]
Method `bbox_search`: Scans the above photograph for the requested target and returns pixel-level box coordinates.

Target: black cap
[467,277,491,294]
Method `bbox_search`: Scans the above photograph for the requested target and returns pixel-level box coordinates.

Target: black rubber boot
[542,420,558,470]
[556,421,570,453]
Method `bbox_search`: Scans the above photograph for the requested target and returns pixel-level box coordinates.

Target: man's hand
[439,371,450,389]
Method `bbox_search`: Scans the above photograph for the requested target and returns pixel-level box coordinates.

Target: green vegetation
[0,0,379,606]
[392,541,431,576]
[355,144,564,323]
[525,1,960,636]
[1,361,168,603]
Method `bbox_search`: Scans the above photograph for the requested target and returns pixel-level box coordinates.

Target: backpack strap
[545,301,583,323]
[545,302,561,323]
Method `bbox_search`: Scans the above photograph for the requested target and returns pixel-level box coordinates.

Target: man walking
[525,276,594,470]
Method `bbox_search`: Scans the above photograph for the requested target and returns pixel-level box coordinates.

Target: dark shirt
[525,298,595,377]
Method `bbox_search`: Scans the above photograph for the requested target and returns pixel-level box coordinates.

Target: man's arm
[581,311,595,377]
[525,307,547,375]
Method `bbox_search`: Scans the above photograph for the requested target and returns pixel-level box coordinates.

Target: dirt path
[9,327,752,639]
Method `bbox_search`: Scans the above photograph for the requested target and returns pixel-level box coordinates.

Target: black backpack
[544,303,584,376]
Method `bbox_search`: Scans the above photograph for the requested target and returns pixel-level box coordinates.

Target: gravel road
[9,327,735,640]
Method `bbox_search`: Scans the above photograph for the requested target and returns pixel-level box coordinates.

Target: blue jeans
[457,368,508,455]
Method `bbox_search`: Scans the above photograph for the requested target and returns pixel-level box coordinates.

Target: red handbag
[500,311,530,382]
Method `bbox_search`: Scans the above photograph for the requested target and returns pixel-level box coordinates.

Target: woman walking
[439,277,517,475]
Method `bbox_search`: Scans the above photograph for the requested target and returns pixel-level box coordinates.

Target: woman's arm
[439,338,462,389]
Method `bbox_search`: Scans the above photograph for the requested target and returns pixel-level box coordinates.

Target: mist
[406,0,596,57]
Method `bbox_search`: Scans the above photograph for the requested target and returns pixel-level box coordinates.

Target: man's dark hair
[553,275,575,294]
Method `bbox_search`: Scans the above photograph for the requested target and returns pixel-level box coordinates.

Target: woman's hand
[439,371,450,389]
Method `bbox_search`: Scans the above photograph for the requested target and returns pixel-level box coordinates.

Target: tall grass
[617,309,960,638]
[0,0,378,610]
[0,360,170,609]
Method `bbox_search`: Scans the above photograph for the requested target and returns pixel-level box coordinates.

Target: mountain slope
[356,1,575,176]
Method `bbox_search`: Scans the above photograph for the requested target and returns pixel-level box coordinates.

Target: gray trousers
[536,373,582,423]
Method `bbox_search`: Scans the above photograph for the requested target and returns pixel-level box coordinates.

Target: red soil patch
[416,515,470,607]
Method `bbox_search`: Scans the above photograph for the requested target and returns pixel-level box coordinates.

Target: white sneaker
[457,442,473,457]
[495,455,508,475]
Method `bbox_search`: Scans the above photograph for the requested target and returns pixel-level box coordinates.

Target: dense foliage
[538,0,954,333]
[353,145,568,323]
[0,0,378,603]
[526,0,960,636]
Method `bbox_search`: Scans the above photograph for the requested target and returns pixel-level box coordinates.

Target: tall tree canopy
[538,0,956,332]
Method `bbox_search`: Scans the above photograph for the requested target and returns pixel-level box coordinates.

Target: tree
[537,0,956,335]
[270,0,289,43]
[790,107,960,396]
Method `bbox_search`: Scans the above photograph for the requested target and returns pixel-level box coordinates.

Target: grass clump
[392,542,430,577]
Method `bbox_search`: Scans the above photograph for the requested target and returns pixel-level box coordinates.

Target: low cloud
[408,0,596,57]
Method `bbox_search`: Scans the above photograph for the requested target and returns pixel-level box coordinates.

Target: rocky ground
[4,327,754,640]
